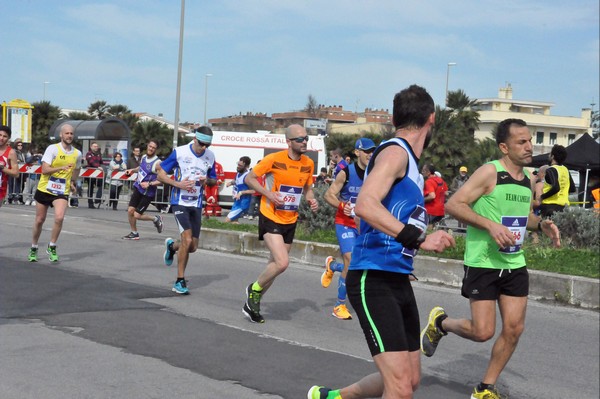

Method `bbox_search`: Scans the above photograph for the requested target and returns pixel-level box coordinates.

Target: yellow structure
[1,99,34,143]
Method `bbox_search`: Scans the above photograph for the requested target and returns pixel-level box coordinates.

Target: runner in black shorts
[421,118,561,399]
[123,140,163,240]
[347,270,420,356]
[257,212,297,244]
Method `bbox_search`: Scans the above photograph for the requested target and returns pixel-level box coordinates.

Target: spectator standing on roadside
[8,138,26,204]
[422,164,447,226]
[421,118,561,399]
[158,127,217,295]
[85,142,104,209]
[107,152,127,210]
[127,146,142,169]
[539,144,575,217]
[28,124,82,262]
[24,144,44,206]
[451,166,469,194]
[122,140,163,240]
[0,125,20,208]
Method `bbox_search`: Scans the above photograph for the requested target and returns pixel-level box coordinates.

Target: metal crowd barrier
[11,164,172,210]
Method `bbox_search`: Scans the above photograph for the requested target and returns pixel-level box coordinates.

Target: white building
[473,85,592,155]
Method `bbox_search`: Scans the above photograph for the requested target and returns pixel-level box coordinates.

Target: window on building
[536,131,544,145]
[550,132,557,145]
[568,134,576,145]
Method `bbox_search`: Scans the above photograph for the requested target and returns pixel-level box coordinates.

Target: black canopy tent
[530,133,600,205]
[48,117,130,141]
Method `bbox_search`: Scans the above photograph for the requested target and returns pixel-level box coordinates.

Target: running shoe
[242,284,264,323]
[332,304,352,320]
[321,256,335,288]
[153,215,164,233]
[307,386,340,399]
[420,306,448,357]
[47,245,59,262]
[164,238,175,266]
[28,247,38,262]
[471,385,506,399]
[172,280,189,295]
[122,232,140,240]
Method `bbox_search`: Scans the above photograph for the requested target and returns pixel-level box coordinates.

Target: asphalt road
[1,204,598,399]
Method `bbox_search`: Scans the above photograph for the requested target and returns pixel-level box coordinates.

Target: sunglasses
[360,148,374,154]
[289,136,309,143]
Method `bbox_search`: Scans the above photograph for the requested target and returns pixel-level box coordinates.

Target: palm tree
[88,100,109,119]
[30,101,61,149]
[131,120,174,157]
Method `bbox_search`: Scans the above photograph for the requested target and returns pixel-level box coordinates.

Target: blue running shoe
[164,238,175,266]
[172,280,189,295]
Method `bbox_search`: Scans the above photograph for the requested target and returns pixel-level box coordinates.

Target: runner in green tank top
[420,119,561,399]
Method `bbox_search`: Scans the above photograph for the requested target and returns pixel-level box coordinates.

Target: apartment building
[472,85,592,155]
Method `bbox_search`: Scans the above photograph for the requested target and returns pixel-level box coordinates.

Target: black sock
[176,277,185,283]
[436,314,448,335]
[477,383,493,391]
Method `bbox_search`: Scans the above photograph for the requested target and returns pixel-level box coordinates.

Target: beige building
[472,85,592,155]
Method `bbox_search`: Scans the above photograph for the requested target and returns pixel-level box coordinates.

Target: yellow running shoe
[470,385,506,399]
[332,304,352,320]
[321,256,335,288]
[420,306,447,357]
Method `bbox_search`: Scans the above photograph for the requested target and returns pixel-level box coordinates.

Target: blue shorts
[172,205,203,238]
[228,197,251,221]
[335,224,358,255]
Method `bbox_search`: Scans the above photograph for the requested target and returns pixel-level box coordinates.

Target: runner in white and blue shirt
[225,156,253,223]
[156,126,217,295]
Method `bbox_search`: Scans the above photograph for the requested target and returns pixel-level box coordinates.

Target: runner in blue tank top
[308,85,455,399]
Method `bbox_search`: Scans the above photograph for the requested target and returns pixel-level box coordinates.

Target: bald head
[285,124,306,139]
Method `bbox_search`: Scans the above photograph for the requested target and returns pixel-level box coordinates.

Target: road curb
[200,228,599,310]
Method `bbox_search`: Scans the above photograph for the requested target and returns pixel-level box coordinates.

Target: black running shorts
[347,269,420,356]
[257,212,297,244]
[128,188,153,215]
[461,265,529,300]
[172,205,203,238]
[34,189,67,207]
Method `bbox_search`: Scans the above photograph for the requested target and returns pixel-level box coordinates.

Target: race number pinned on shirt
[46,176,67,195]
[349,196,357,217]
[401,205,428,258]
[276,185,303,211]
[499,216,528,254]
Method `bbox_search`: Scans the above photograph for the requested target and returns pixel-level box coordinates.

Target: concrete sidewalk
[199,227,599,310]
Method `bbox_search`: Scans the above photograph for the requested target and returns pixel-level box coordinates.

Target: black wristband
[395,224,425,250]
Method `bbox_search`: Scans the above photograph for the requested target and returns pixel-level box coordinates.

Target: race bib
[47,176,67,195]
[276,185,303,211]
[349,196,357,217]
[401,205,429,258]
[499,216,528,254]
[180,182,202,206]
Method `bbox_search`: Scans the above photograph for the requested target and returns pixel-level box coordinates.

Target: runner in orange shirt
[242,124,319,323]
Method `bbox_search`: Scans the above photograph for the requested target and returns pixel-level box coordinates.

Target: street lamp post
[43,81,50,101]
[445,62,457,107]
[203,73,213,125]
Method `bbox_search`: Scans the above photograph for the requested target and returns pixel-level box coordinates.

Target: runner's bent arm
[324,168,346,208]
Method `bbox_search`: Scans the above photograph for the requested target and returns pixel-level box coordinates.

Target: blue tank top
[339,163,363,202]
[134,155,160,197]
[350,138,427,274]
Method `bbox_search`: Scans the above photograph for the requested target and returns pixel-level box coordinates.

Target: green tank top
[465,160,531,269]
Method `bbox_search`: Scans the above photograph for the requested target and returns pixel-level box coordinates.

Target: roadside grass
[202,219,599,279]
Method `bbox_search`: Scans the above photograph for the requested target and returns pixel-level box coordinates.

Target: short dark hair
[0,125,12,137]
[147,139,159,148]
[551,144,567,164]
[496,118,527,145]
[240,156,251,167]
[424,164,436,174]
[392,85,434,129]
